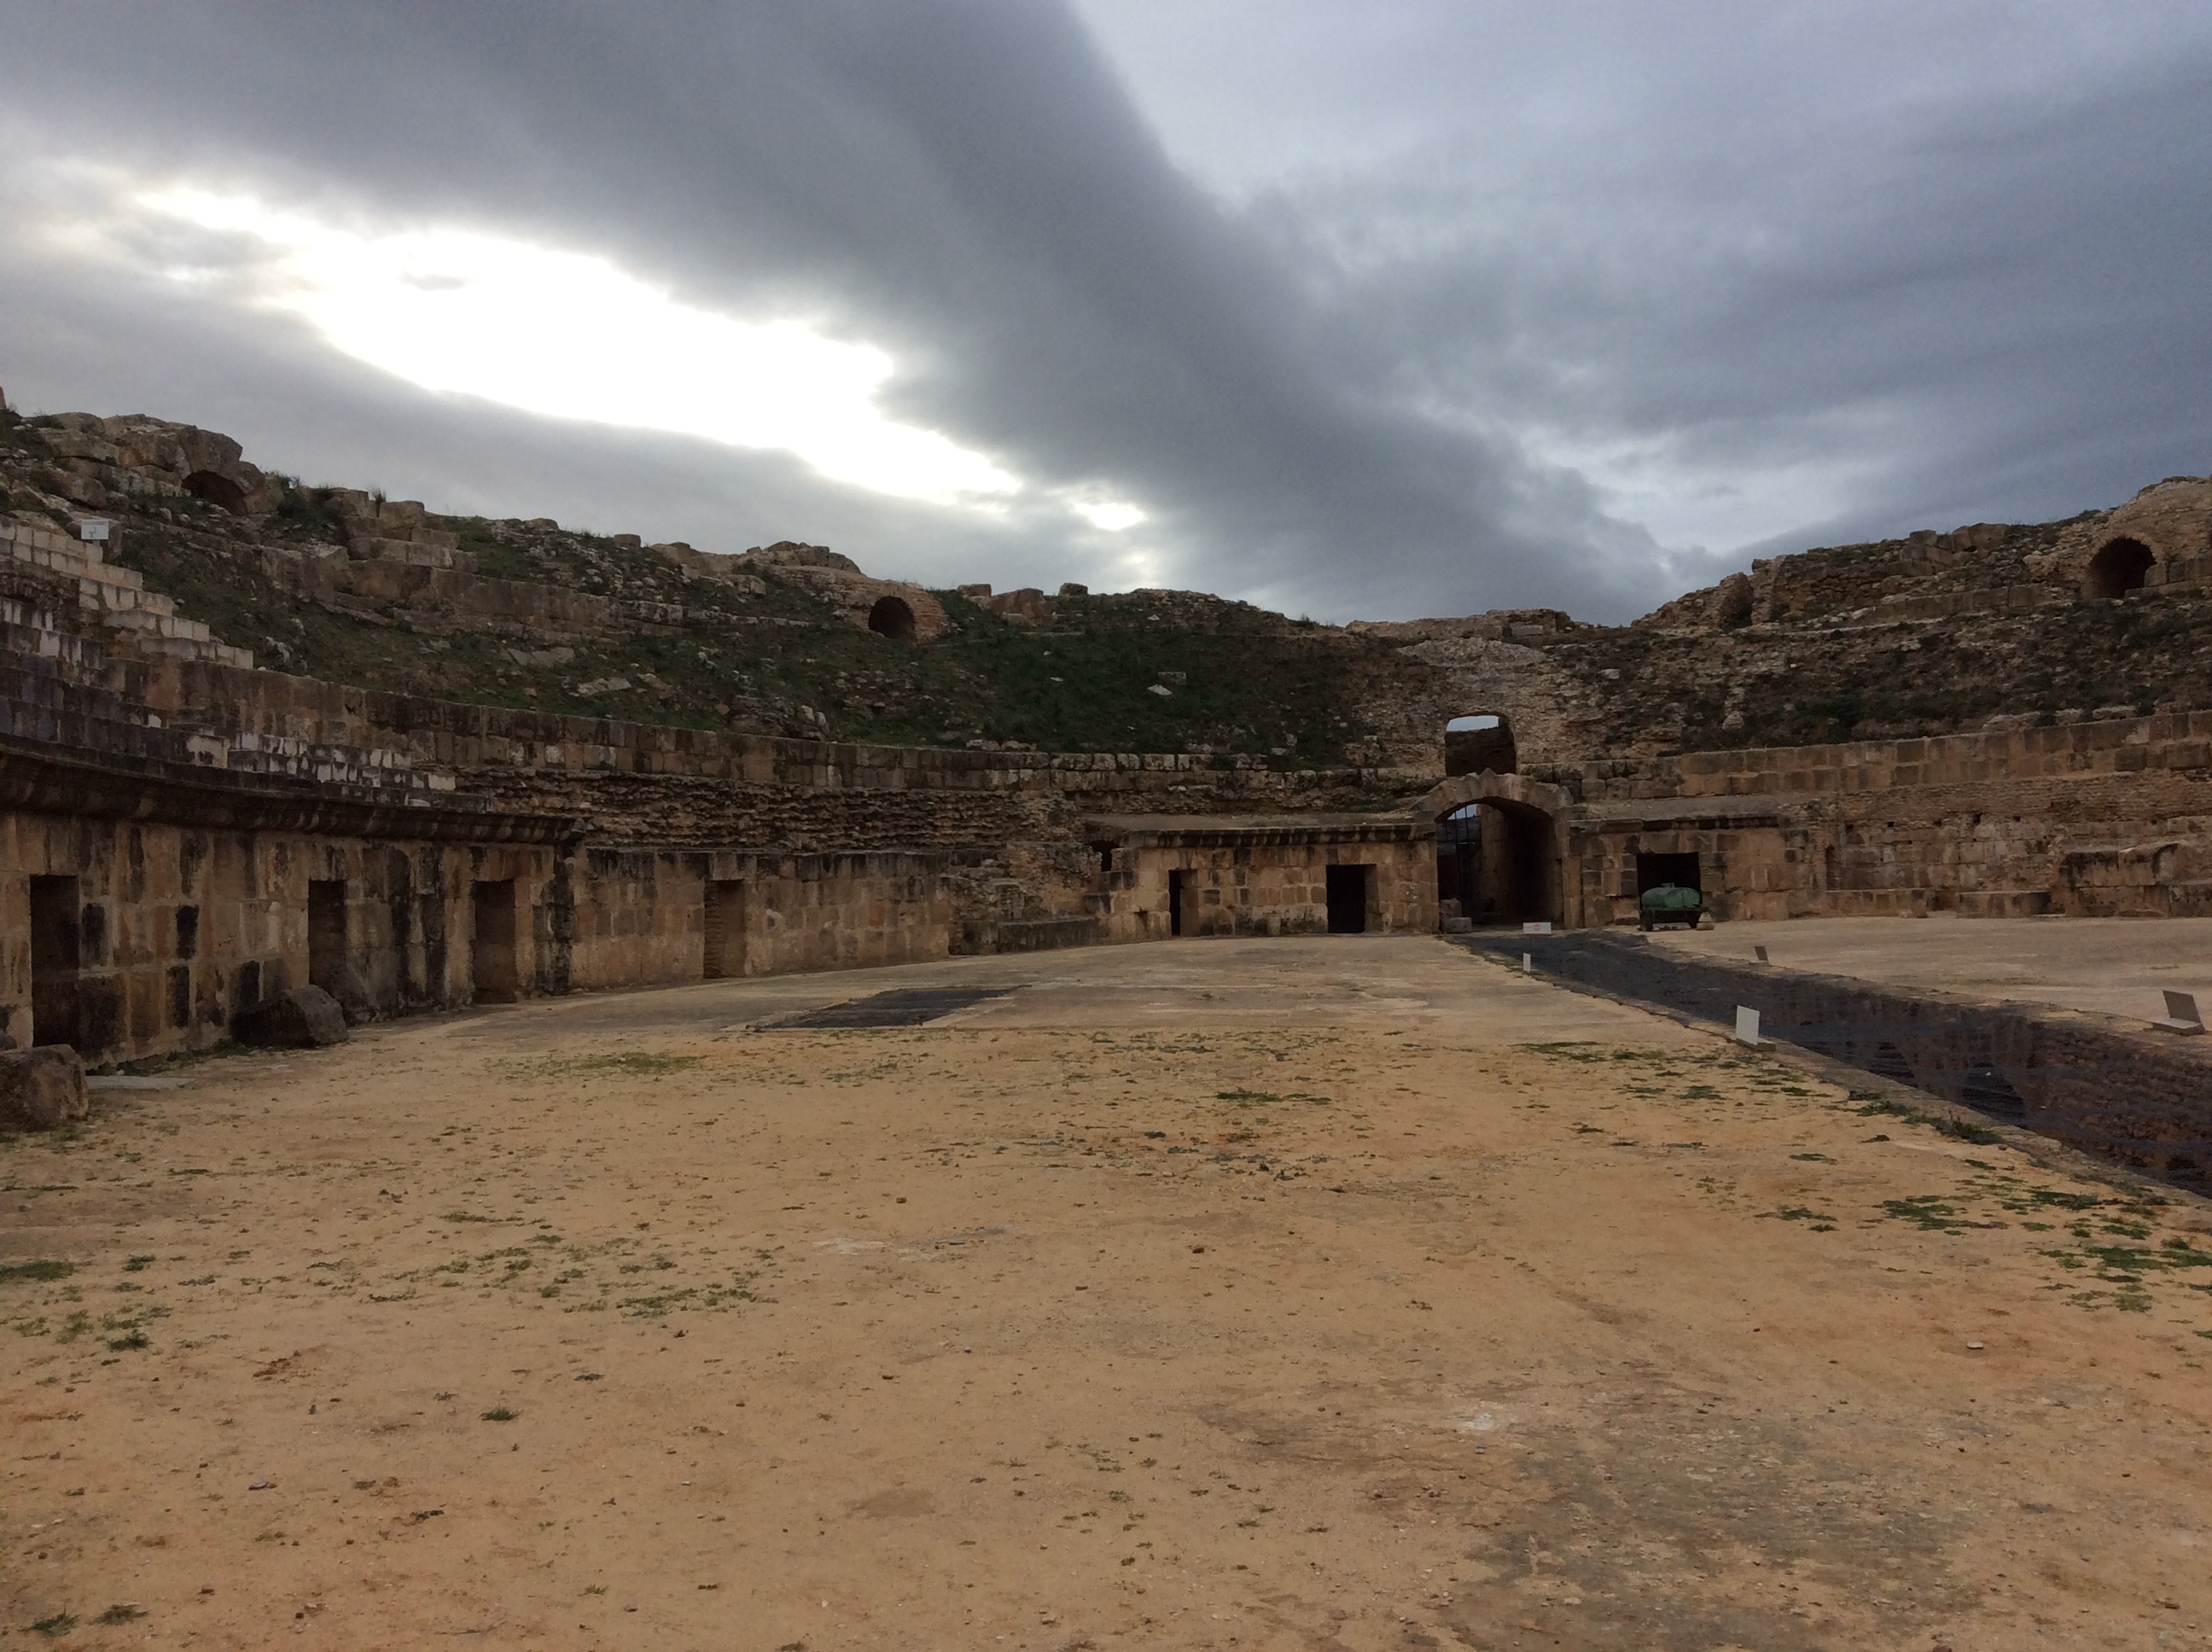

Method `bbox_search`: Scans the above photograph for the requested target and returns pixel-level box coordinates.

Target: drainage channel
[1459,930,2211,1191]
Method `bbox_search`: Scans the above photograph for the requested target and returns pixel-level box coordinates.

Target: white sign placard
[78,519,110,542]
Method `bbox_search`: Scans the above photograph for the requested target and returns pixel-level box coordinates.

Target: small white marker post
[1522,952,1533,974]
[1734,1005,1767,1047]
[1754,945,1769,963]
[2151,991,2204,1035]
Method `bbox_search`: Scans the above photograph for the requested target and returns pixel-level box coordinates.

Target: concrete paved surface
[3,936,2209,1649]
[1650,915,2212,1027]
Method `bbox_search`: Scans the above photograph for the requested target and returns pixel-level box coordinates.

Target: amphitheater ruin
[2,400,2210,1166]
[6,394,2212,1649]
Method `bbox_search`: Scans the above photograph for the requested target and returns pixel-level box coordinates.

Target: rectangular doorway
[29,875,80,1048]
[307,879,347,998]
[1325,864,1373,934]
[703,879,748,979]
[471,879,520,1003]
[1167,869,1187,937]
[1635,851,1702,897]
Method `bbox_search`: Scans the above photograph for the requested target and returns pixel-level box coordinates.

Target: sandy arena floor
[3,937,2210,1650]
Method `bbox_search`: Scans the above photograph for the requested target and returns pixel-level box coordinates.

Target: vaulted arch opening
[1436,801,1481,917]
[183,469,248,515]
[1423,771,1573,927]
[2083,536,2155,599]
[867,594,917,643]
[1434,795,1557,925]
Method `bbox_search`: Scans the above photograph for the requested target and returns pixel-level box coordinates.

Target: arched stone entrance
[867,594,917,642]
[2084,536,2155,599]
[1421,771,1574,928]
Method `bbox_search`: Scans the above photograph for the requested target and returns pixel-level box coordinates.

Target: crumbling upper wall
[733,540,948,642]
[2030,476,2212,595]
[33,413,286,518]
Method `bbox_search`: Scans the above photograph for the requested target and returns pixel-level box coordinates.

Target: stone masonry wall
[563,847,950,988]
[0,811,562,1059]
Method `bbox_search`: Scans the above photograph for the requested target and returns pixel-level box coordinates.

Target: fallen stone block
[235,985,350,1048]
[0,1047,90,1131]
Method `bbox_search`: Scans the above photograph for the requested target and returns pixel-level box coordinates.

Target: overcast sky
[3,3,2209,623]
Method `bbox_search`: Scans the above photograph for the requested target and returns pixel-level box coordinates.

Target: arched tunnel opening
[183,469,248,515]
[2083,536,2154,599]
[867,595,917,643]
[1436,795,1557,925]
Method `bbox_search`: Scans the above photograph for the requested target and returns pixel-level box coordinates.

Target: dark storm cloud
[1100,1,2212,575]
[0,0,1662,618]
[2,3,2210,621]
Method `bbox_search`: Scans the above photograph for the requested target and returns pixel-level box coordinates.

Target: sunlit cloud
[1071,497,1146,532]
[137,188,1022,506]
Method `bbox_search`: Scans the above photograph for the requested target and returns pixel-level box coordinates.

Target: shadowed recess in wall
[760,986,1020,1029]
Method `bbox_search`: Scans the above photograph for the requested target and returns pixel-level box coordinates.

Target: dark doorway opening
[471,879,520,1003]
[308,879,347,1000]
[1436,803,1480,912]
[29,875,81,1049]
[2083,537,2155,599]
[1325,864,1372,934]
[182,469,248,515]
[1459,800,1556,925]
[1635,852,1701,898]
[1167,870,1187,937]
[704,879,748,980]
[867,595,917,642]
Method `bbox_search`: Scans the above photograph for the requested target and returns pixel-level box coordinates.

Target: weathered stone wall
[564,846,951,987]
[0,807,958,1063]
[111,654,1425,829]
[1431,715,2212,930]
[0,811,564,1058]
[1096,820,1436,940]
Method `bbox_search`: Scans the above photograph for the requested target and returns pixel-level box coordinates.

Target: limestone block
[236,985,350,1048]
[0,1047,89,1132]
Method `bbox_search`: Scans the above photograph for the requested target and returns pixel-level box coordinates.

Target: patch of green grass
[1214,1089,1329,1107]
[1764,1206,1837,1230]
[95,1605,146,1625]
[31,1610,75,1637]
[122,1255,154,1272]
[105,1329,148,1352]
[1880,1195,2005,1233]
[1789,1152,1833,1162]
[538,1052,704,1078]
[0,1259,74,1284]
[481,1406,518,1422]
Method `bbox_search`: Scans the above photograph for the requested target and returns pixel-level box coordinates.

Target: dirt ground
[4,936,2209,1650]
